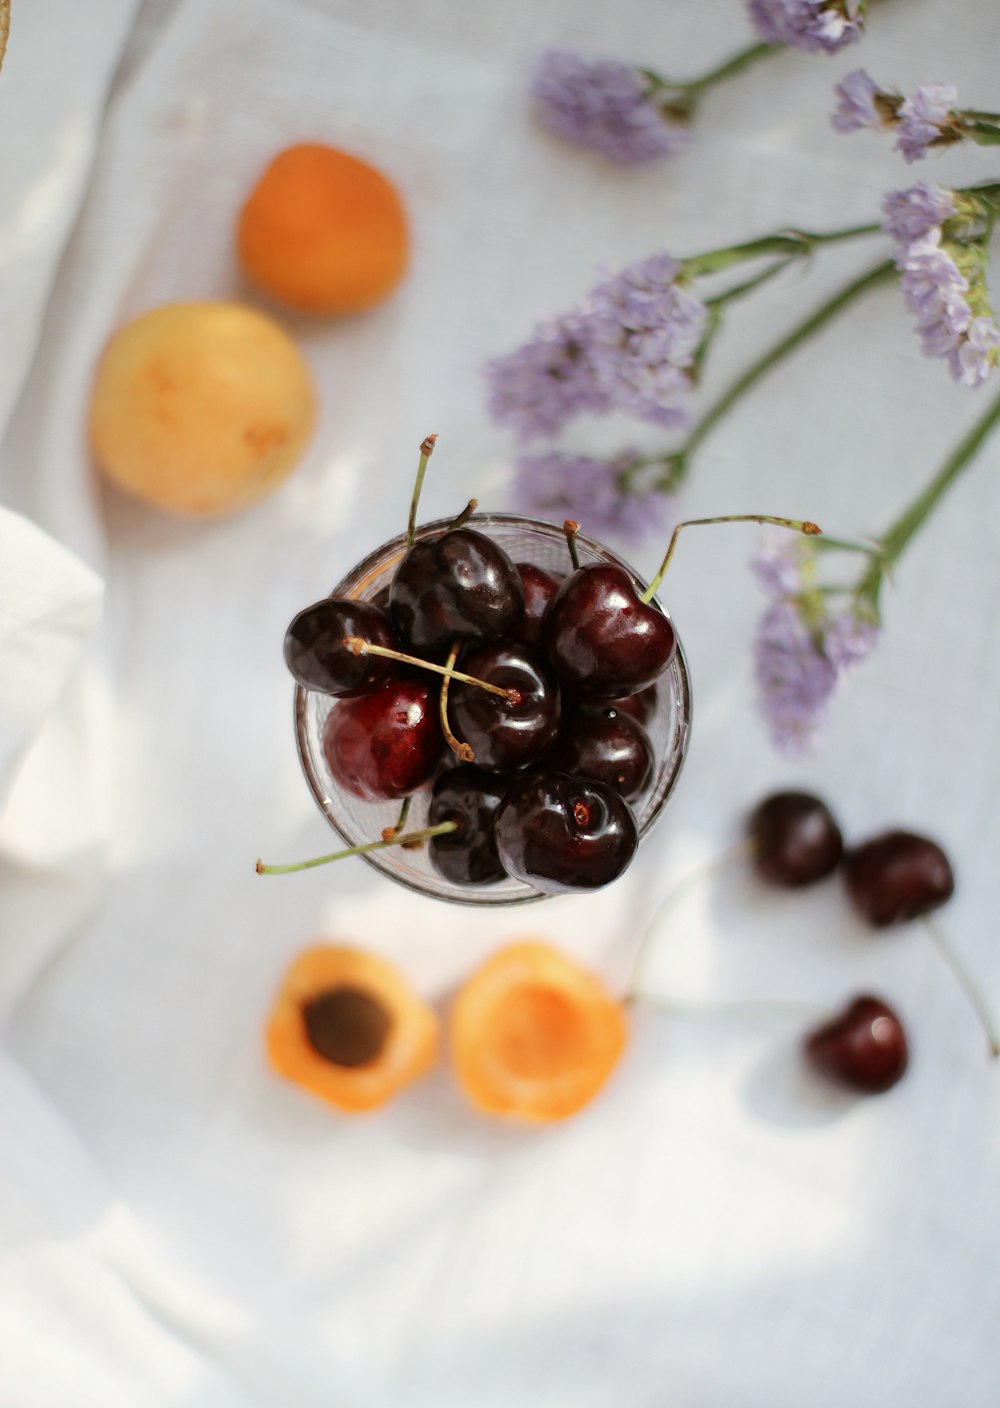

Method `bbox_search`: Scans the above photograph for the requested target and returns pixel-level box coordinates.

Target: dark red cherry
[389,528,525,656]
[495,771,638,894]
[427,765,510,885]
[843,830,954,926]
[805,995,909,1093]
[284,598,399,697]
[608,684,659,726]
[543,565,676,700]
[748,791,843,888]
[546,706,654,800]
[322,677,441,801]
[515,561,562,648]
[449,643,560,771]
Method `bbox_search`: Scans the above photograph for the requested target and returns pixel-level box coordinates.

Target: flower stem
[678,259,896,467]
[256,821,459,875]
[640,515,820,605]
[642,40,779,98]
[680,223,882,280]
[858,382,1000,607]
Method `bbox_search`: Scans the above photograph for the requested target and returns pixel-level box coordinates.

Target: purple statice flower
[511,450,671,544]
[754,601,838,753]
[896,83,958,162]
[587,253,707,427]
[831,69,884,132]
[485,311,610,441]
[881,183,956,245]
[747,0,864,54]
[894,232,1000,386]
[823,609,880,668]
[531,51,691,164]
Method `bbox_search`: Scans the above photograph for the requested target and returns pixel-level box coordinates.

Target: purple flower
[511,450,671,544]
[831,69,883,132]
[896,83,958,162]
[895,232,1000,386]
[823,610,880,668]
[531,51,692,164]
[752,535,808,597]
[747,0,864,54]
[754,601,838,753]
[588,253,708,427]
[881,183,956,244]
[485,312,610,441]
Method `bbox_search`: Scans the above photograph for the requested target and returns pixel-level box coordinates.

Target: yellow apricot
[89,302,315,517]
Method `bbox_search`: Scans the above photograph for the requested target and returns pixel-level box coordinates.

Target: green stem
[406,434,438,547]
[642,40,779,97]
[256,821,459,875]
[679,259,895,466]
[641,514,820,605]
[859,382,1000,605]
[705,256,798,310]
[680,223,882,280]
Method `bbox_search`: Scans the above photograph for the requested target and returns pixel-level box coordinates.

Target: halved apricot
[267,946,438,1112]
[450,941,627,1121]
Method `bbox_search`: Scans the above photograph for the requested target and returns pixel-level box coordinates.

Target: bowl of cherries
[269,436,818,903]
[275,437,692,903]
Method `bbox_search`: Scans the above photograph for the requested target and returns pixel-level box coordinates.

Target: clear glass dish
[294,512,692,905]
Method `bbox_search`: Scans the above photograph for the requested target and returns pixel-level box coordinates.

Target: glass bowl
[294,512,692,905]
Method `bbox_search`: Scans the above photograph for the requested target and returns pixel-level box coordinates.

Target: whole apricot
[236,142,408,314]
[89,302,315,517]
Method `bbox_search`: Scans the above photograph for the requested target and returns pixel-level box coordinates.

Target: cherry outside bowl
[294,513,692,906]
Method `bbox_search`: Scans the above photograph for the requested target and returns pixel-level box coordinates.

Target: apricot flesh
[89,302,315,517]
[451,941,627,1121]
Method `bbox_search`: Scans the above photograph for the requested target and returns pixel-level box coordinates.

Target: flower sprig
[834,71,1000,163]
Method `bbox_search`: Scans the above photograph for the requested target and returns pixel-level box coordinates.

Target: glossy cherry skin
[546,705,654,800]
[494,771,638,894]
[427,765,509,885]
[322,677,441,801]
[543,565,676,700]
[284,598,398,697]
[389,528,525,657]
[608,683,658,726]
[843,830,954,926]
[450,643,561,771]
[805,995,909,1093]
[748,791,843,888]
[515,562,562,648]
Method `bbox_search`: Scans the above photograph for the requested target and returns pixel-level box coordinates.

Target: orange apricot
[89,302,315,517]
[267,945,438,1112]
[237,143,408,314]
[450,941,627,1122]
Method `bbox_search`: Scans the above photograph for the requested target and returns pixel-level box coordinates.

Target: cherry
[449,643,561,771]
[543,565,676,700]
[427,765,509,885]
[515,561,562,648]
[284,598,399,697]
[843,830,954,926]
[608,684,659,726]
[390,527,525,657]
[546,705,654,800]
[748,791,843,888]
[494,771,638,894]
[322,677,442,801]
[805,995,909,1093]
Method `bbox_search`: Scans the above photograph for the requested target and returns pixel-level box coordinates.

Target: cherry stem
[922,916,1000,1059]
[563,519,581,571]
[342,636,516,700]
[447,497,478,531]
[439,641,475,763]
[382,795,411,843]
[406,433,438,547]
[256,820,459,875]
[623,837,757,998]
[640,514,822,605]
